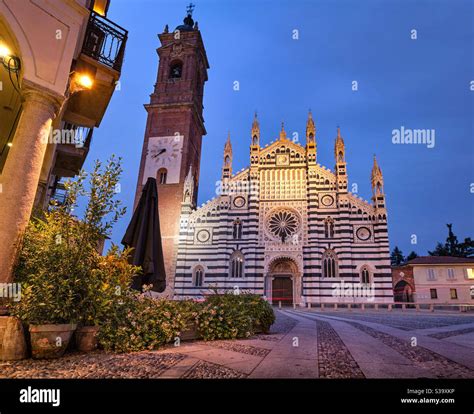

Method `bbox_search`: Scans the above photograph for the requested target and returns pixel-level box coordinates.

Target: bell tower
[134,4,209,295]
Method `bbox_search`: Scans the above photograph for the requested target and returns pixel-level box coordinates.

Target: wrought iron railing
[50,183,68,208]
[82,11,128,72]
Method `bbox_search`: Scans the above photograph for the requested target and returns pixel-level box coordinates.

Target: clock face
[149,136,182,167]
[321,195,334,207]
[142,135,183,184]
[356,226,371,241]
[276,154,289,165]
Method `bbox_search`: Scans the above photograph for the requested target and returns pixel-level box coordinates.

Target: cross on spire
[187,2,195,16]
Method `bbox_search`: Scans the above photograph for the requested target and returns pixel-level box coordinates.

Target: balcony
[52,124,93,178]
[82,11,127,72]
[63,11,127,128]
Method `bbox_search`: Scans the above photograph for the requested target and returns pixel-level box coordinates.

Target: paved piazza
[1,310,473,379]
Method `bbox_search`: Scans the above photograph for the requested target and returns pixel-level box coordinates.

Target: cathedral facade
[135,9,394,304]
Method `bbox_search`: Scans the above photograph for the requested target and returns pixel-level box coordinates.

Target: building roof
[406,256,474,265]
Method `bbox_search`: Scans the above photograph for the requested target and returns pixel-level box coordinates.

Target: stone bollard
[293,303,296,310]
[321,303,324,311]
[348,303,352,312]
[402,303,406,311]
[279,301,282,309]
[307,302,311,309]
[0,316,27,361]
[416,304,420,312]
[361,303,365,311]
[375,303,379,311]
[334,303,338,311]
[388,304,392,312]
[429,304,434,313]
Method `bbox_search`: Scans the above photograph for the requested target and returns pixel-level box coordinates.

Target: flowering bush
[196,292,275,340]
[97,293,196,352]
[97,292,275,352]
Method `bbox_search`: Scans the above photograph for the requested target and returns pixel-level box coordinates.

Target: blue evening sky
[82,0,474,256]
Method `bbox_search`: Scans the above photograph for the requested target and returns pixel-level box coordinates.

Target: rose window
[268,210,299,242]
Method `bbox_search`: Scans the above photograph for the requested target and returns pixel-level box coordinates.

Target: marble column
[0,80,64,282]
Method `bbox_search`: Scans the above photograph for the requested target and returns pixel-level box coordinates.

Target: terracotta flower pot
[75,326,99,352]
[29,323,77,359]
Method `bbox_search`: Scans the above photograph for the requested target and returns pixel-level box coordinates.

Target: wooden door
[272,276,293,306]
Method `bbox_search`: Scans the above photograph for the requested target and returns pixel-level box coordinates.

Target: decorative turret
[251,112,260,147]
[334,127,347,192]
[182,165,195,210]
[306,110,316,143]
[371,155,385,210]
[306,110,316,163]
[334,127,345,163]
[222,132,233,180]
[250,112,260,169]
[279,122,288,141]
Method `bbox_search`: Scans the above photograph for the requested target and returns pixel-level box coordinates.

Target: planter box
[75,326,99,352]
[179,323,200,341]
[0,316,27,361]
[29,324,77,359]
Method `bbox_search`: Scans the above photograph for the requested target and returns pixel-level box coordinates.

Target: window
[322,250,338,278]
[229,251,244,278]
[447,268,455,279]
[157,168,167,184]
[193,266,204,287]
[232,219,242,240]
[450,288,458,300]
[430,289,438,299]
[169,61,183,79]
[360,266,370,284]
[324,217,334,238]
[427,268,436,281]
[466,268,474,279]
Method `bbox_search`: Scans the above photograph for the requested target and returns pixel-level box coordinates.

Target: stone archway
[265,257,301,306]
[394,280,414,303]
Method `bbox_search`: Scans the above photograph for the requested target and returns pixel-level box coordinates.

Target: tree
[406,251,418,262]
[428,224,473,257]
[390,246,405,266]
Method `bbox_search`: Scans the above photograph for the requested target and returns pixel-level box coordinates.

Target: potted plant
[11,156,127,357]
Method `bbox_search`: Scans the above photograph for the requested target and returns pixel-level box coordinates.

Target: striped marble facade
[173,114,393,304]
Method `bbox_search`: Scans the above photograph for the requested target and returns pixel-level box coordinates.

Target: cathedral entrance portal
[267,258,300,306]
[272,276,293,306]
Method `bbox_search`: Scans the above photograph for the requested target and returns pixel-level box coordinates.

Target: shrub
[98,294,197,352]
[196,292,275,340]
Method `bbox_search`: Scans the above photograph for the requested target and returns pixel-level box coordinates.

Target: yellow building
[409,257,474,305]
[0,0,127,282]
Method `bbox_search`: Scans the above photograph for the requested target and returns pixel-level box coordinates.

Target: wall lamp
[69,71,94,94]
[0,44,21,73]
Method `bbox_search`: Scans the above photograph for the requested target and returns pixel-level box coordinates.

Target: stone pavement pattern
[1,309,473,379]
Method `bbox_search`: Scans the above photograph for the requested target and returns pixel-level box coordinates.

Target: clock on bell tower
[134,5,209,295]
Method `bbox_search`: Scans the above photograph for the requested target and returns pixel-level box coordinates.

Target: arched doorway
[267,258,299,306]
[394,280,414,303]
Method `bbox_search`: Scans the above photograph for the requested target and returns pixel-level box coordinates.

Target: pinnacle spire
[306,110,316,142]
[279,121,287,141]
